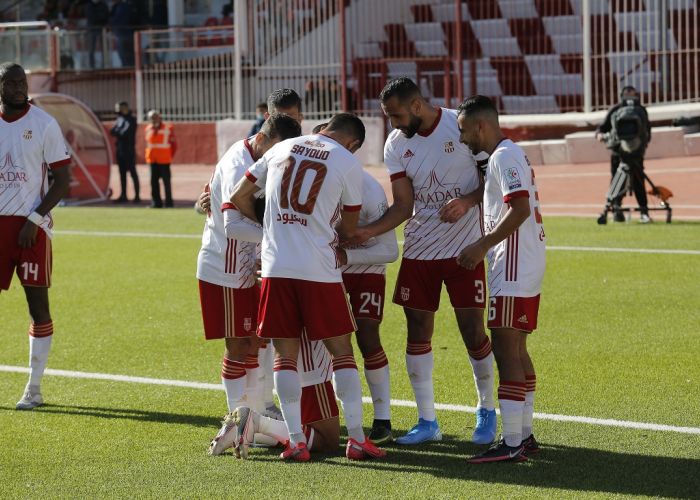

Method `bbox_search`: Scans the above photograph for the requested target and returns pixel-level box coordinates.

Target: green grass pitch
[1,208,699,499]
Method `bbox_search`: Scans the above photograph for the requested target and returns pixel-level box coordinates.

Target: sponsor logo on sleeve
[505,167,522,190]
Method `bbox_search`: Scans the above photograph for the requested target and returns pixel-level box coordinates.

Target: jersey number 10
[280,157,328,215]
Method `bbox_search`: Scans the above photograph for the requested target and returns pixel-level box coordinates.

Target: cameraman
[595,86,652,223]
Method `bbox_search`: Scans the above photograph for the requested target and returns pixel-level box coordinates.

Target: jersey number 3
[280,157,327,215]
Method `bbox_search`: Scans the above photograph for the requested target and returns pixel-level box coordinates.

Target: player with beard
[0,62,71,410]
[346,77,497,446]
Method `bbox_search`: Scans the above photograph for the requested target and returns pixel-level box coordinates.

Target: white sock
[500,399,525,447]
[332,358,365,443]
[29,335,53,387]
[406,344,435,421]
[245,365,261,412]
[221,357,247,411]
[523,390,535,438]
[222,376,246,411]
[273,360,304,445]
[262,344,276,406]
[364,365,391,420]
[255,411,289,444]
[468,352,495,411]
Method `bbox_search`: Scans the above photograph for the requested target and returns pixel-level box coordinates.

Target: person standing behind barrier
[145,109,176,208]
[85,0,109,69]
[109,0,136,67]
[110,100,139,203]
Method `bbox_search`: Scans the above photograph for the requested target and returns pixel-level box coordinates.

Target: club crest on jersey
[444,141,454,153]
[505,167,522,189]
[403,149,415,159]
[400,287,410,301]
[23,130,32,140]
[243,317,252,331]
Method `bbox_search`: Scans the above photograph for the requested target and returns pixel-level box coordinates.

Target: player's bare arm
[457,196,530,270]
[439,173,484,223]
[336,209,361,242]
[345,176,413,246]
[19,167,70,249]
[230,176,259,223]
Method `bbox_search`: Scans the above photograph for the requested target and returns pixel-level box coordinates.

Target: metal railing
[0,21,54,71]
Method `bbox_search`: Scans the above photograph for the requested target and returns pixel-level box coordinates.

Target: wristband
[27,211,44,225]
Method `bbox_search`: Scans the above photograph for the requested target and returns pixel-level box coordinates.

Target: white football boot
[16,385,43,410]
[208,412,240,456]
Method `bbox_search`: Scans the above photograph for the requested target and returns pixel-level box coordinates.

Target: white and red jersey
[484,138,546,297]
[298,329,333,388]
[247,133,363,283]
[0,104,70,238]
[196,138,258,289]
[342,171,398,275]
[384,107,483,260]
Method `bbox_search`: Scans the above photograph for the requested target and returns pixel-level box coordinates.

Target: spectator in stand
[85,0,109,69]
[221,3,233,24]
[248,102,267,136]
[110,0,136,67]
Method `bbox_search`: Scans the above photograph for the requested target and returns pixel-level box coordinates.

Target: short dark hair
[324,113,365,147]
[261,112,302,141]
[457,95,499,120]
[312,122,328,134]
[117,101,129,107]
[267,89,302,113]
[379,77,421,103]
[0,61,23,80]
[256,102,267,111]
[620,85,637,97]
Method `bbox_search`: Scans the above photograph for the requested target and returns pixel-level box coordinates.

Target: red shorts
[487,295,541,333]
[342,272,386,322]
[257,277,356,341]
[0,216,52,291]
[198,280,259,339]
[301,381,339,425]
[392,258,486,312]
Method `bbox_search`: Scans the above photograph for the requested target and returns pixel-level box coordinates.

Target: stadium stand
[351,0,700,114]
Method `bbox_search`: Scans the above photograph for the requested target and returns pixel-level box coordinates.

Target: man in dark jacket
[110,101,140,202]
[596,86,652,222]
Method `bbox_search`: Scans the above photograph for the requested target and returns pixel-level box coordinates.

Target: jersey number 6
[280,157,328,215]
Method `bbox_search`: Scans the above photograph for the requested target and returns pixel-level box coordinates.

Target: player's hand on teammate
[456,239,488,270]
[342,227,373,247]
[439,198,473,223]
[196,185,211,213]
[18,220,39,249]
[336,248,348,266]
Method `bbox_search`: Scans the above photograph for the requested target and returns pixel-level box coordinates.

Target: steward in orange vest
[145,109,177,208]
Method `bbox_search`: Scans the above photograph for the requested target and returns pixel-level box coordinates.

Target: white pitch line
[54,230,699,255]
[55,230,201,240]
[2,365,699,435]
[547,245,700,255]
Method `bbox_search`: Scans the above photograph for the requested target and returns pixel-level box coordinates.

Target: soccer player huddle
[196,77,546,464]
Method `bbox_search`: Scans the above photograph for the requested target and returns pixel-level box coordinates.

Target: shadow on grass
[247,432,700,498]
[0,404,219,428]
